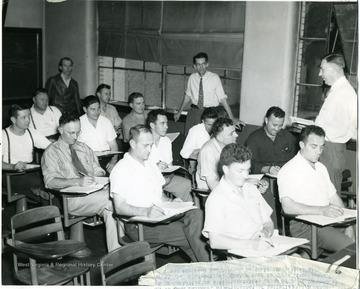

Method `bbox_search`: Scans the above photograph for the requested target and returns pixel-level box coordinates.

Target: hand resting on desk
[321,204,344,218]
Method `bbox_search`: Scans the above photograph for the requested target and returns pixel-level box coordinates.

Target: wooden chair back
[100,241,156,285]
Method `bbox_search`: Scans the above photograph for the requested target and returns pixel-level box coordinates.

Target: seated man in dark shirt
[245,106,297,176]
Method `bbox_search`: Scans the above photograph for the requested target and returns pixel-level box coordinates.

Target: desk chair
[281,209,356,260]
[340,169,356,209]
[7,206,90,285]
[47,190,92,258]
[100,241,156,285]
[2,166,44,213]
[185,164,211,209]
[115,214,180,259]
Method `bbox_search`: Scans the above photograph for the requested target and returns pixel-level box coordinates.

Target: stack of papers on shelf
[296,208,357,226]
[290,116,315,129]
[129,201,197,223]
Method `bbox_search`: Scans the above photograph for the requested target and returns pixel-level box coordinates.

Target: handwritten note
[139,255,359,288]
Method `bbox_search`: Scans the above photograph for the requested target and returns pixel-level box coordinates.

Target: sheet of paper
[248,174,264,181]
[60,183,104,194]
[166,132,180,142]
[25,164,40,169]
[229,231,309,258]
[160,165,186,173]
[94,177,109,186]
[296,208,357,226]
[139,255,360,288]
[129,202,197,223]
[95,151,123,157]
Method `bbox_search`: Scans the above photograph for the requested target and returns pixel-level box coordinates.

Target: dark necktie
[69,144,88,176]
[198,77,204,110]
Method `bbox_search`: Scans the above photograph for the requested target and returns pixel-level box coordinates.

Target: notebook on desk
[60,177,109,194]
[128,202,197,223]
[229,230,309,258]
[296,208,357,226]
[160,165,187,174]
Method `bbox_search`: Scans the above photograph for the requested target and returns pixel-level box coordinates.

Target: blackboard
[2,28,42,102]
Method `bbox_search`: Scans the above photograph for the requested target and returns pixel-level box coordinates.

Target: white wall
[240,2,299,126]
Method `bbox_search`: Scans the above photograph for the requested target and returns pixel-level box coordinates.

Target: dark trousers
[125,209,209,262]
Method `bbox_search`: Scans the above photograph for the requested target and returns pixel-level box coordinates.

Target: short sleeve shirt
[78,115,117,152]
[278,152,336,206]
[185,71,227,107]
[203,177,273,239]
[110,153,165,207]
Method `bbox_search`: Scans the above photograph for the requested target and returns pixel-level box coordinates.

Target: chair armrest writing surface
[10,240,86,259]
[128,212,186,224]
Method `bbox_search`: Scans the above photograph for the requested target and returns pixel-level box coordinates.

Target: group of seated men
[2,52,355,260]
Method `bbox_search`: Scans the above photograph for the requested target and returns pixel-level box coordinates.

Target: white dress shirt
[180,123,210,159]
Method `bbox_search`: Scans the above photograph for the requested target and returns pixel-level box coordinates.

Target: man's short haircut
[96,84,111,95]
[59,112,80,127]
[128,92,144,105]
[201,107,218,121]
[322,53,346,70]
[129,124,151,142]
[146,109,167,128]
[218,143,252,175]
[265,106,285,119]
[193,52,208,64]
[9,104,29,118]
[32,88,48,98]
[210,117,233,137]
[299,125,326,142]
[82,95,100,109]
[58,57,73,69]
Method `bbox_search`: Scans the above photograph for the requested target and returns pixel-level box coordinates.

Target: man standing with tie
[174,52,245,135]
[41,113,120,252]
[315,53,357,193]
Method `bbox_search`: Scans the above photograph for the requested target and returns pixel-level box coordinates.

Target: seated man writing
[180,107,218,175]
[29,88,62,142]
[278,125,355,253]
[41,113,120,252]
[146,109,192,202]
[2,104,51,202]
[110,125,209,262]
[78,95,119,173]
[203,143,274,252]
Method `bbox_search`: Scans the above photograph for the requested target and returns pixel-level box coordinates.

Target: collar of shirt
[330,76,347,92]
[296,151,321,171]
[195,71,209,81]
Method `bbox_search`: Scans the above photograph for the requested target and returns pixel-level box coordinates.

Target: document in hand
[229,230,309,258]
[161,165,187,174]
[295,208,357,226]
[60,177,109,194]
[129,202,197,223]
[95,151,123,157]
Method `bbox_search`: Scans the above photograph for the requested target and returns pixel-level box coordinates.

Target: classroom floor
[1,201,190,285]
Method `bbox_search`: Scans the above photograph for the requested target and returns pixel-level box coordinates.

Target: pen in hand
[152,203,166,215]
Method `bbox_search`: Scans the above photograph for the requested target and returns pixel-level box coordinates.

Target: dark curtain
[98,1,245,69]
